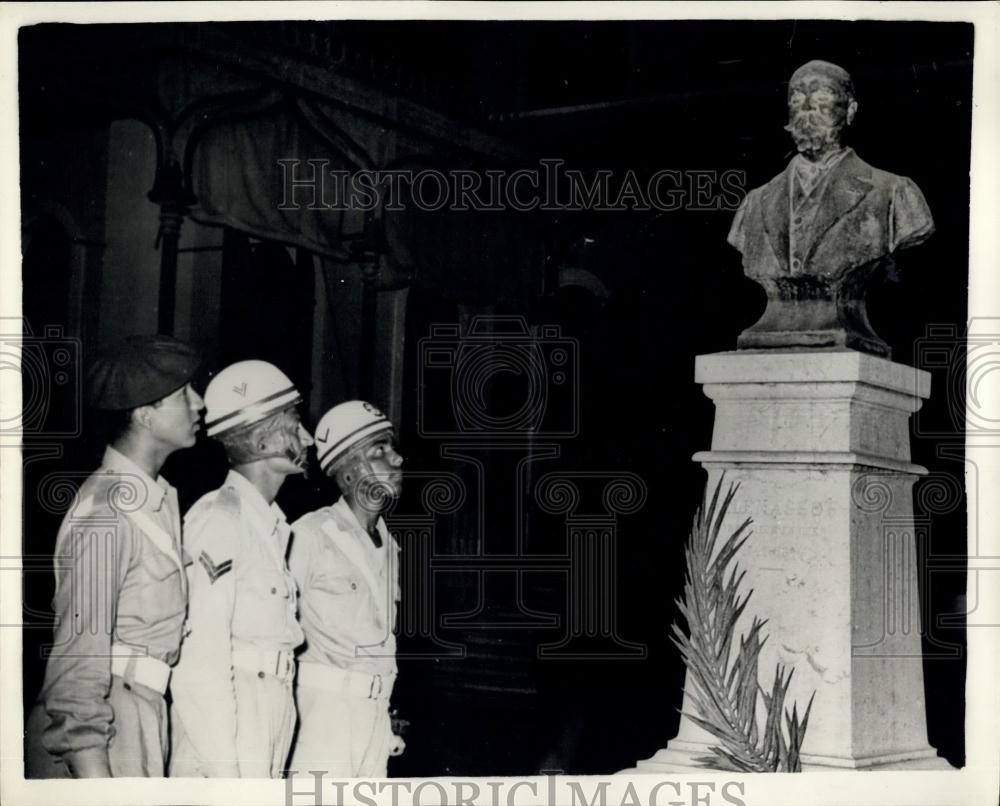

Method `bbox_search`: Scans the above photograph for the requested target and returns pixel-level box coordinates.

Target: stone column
[635,350,950,771]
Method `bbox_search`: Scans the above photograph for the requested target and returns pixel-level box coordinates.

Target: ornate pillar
[147,160,195,335]
[359,258,379,400]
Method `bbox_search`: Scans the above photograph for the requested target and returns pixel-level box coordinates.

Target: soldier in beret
[25,334,204,778]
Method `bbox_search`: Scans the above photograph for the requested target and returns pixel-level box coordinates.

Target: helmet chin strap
[346,457,398,512]
[251,429,308,472]
[286,444,309,477]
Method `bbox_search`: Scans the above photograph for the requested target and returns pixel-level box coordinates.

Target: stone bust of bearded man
[728,60,935,357]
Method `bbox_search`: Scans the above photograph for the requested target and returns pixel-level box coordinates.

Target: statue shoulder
[761,167,790,193]
[740,167,788,209]
[841,151,914,192]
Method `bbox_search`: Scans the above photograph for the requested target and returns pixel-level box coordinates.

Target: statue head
[784,60,858,160]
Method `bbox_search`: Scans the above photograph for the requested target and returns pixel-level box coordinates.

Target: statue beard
[784,110,844,157]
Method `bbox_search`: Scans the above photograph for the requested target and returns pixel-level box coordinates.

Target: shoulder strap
[125,507,185,575]
[320,519,388,625]
[74,495,184,575]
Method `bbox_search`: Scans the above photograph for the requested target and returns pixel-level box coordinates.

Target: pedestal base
[630,351,953,773]
[737,329,890,358]
[625,739,952,773]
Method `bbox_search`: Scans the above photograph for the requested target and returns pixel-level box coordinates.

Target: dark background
[21,19,972,774]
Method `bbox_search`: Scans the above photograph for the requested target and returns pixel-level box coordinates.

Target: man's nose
[298,424,315,447]
[389,447,404,467]
[188,385,205,412]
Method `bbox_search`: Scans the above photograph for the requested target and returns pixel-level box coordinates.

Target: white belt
[298,661,395,701]
[110,646,171,695]
[232,644,296,683]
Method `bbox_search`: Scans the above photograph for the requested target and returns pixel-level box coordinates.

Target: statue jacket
[728,148,934,282]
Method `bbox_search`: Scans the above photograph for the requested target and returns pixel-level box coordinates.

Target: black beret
[85,334,201,410]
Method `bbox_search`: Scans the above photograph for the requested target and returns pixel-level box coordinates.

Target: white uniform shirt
[170,470,303,772]
[289,498,399,677]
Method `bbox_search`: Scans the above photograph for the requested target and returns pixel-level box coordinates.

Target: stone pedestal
[635,351,950,772]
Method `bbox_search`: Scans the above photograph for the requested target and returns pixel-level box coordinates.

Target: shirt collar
[332,497,385,542]
[333,496,364,531]
[101,445,169,511]
[225,469,288,533]
[792,146,851,181]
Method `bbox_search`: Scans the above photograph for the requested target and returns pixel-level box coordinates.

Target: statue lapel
[762,165,792,271]
[805,150,874,265]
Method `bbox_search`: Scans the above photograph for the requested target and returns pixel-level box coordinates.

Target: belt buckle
[369,674,383,700]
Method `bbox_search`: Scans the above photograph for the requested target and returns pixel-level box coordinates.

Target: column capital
[147,160,197,213]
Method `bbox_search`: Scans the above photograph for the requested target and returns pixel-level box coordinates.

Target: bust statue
[728,60,934,357]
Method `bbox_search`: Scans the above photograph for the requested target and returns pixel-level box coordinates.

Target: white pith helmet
[204,360,302,439]
[314,400,393,473]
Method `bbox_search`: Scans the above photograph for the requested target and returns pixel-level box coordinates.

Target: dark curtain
[218,229,315,396]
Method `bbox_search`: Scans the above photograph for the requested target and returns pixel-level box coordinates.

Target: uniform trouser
[288,680,392,778]
[170,667,295,778]
[25,676,168,778]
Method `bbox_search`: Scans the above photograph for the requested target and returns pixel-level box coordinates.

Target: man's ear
[254,424,274,454]
[335,461,358,492]
[846,98,858,127]
[133,405,153,431]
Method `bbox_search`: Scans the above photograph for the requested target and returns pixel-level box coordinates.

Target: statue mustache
[784,110,840,136]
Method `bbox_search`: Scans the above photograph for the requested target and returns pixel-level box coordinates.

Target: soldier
[287,400,405,778]
[25,334,204,777]
[169,360,311,778]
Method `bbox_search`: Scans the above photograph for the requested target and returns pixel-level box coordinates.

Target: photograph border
[2,3,998,805]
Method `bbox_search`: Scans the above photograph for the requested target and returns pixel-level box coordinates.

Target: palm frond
[671,475,816,772]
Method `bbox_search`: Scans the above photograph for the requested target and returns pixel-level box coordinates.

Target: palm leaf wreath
[670,476,815,772]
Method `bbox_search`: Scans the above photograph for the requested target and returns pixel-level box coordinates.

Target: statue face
[785,72,856,158]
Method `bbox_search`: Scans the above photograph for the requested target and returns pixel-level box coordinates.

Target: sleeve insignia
[199,550,233,584]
